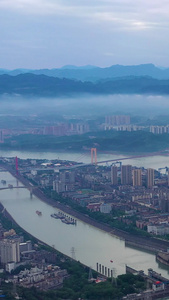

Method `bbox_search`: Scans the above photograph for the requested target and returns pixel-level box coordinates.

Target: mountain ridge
[1,64,169,82]
[1,73,169,96]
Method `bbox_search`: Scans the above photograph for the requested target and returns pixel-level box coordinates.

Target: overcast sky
[1,0,169,69]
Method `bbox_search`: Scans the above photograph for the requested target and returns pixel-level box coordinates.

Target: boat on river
[51,212,76,225]
[50,212,64,219]
[1,180,6,184]
[61,218,76,225]
[8,184,13,188]
[50,213,61,219]
[36,210,42,216]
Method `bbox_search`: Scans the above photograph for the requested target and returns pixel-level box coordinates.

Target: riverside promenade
[1,163,169,254]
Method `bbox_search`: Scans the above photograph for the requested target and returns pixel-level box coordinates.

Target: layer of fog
[0,94,169,118]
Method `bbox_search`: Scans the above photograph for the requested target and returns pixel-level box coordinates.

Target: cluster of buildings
[0,220,68,291]
[0,189,71,290]
[150,125,169,134]
[104,115,145,132]
[0,121,90,142]
[0,224,31,272]
[2,115,169,145]
[12,265,68,291]
[111,165,155,188]
[105,115,169,134]
[11,156,169,236]
[105,125,145,132]
[42,122,90,136]
[105,115,131,126]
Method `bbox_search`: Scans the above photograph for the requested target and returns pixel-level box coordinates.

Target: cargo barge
[51,212,76,225]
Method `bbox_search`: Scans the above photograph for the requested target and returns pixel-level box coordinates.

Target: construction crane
[111,161,122,169]
[158,167,168,174]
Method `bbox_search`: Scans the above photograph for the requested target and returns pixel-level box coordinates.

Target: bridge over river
[0,186,26,191]
[0,183,37,198]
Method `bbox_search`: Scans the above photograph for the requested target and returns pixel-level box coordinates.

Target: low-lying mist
[0,94,169,117]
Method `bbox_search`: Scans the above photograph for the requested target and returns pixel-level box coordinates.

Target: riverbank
[0,201,78,265]
[2,162,169,255]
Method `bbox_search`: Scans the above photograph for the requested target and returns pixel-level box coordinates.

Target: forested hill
[2,131,169,152]
[1,74,169,96]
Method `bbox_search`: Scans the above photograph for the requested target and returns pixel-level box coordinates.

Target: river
[0,149,169,278]
[1,149,169,170]
[0,170,169,278]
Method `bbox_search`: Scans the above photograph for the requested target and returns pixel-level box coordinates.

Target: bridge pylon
[91,148,97,165]
[15,156,18,175]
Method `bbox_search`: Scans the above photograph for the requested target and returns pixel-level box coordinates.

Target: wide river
[1,149,169,278]
[1,149,169,169]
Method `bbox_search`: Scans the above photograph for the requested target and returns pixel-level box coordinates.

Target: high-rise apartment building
[43,125,67,136]
[150,126,169,134]
[0,130,4,143]
[133,169,142,186]
[111,166,118,185]
[60,171,75,184]
[105,115,130,126]
[121,165,132,185]
[53,171,75,193]
[147,168,154,188]
[69,123,89,135]
[0,239,20,264]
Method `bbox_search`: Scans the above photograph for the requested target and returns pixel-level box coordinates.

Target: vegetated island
[2,130,169,153]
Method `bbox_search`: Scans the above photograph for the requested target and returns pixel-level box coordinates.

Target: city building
[69,123,89,135]
[133,169,142,186]
[53,171,75,193]
[121,165,132,185]
[43,125,68,136]
[0,238,20,264]
[53,180,66,193]
[111,165,118,185]
[60,171,75,184]
[116,125,144,132]
[19,240,32,253]
[105,115,130,126]
[147,168,154,188]
[160,199,169,213]
[150,125,169,134]
[147,224,169,235]
[100,203,112,213]
[0,130,4,143]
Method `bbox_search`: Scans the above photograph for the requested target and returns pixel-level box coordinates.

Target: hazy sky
[1,0,169,69]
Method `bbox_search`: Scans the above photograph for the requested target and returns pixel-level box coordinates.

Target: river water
[0,149,169,278]
[1,149,169,170]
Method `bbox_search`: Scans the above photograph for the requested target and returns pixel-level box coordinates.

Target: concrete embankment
[156,251,169,267]
[2,163,169,254]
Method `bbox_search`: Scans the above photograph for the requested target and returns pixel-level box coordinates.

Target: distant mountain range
[1,73,169,96]
[1,63,169,82]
